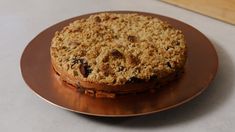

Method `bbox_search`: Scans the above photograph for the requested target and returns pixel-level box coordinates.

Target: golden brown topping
[117,66,124,71]
[104,15,110,21]
[73,70,78,76]
[102,55,109,62]
[127,35,137,43]
[95,16,101,22]
[58,38,62,41]
[50,13,187,85]
[73,27,82,32]
[100,64,113,76]
[110,49,123,58]
[126,54,139,67]
[112,16,118,20]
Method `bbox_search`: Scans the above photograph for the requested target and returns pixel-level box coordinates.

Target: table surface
[1,0,235,132]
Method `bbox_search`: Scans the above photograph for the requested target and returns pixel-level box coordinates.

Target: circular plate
[20,11,218,117]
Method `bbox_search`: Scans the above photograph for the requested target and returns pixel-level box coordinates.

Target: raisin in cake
[50,13,187,98]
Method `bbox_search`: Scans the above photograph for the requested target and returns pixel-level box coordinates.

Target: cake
[50,13,187,98]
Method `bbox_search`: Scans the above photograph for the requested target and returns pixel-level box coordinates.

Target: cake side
[51,55,183,98]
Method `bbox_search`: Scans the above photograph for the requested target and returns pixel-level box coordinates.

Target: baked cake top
[50,13,187,85]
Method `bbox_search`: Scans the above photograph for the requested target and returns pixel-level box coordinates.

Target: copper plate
[20,11,218,117]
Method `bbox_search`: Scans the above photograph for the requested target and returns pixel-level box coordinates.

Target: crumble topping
[50,13,187,85]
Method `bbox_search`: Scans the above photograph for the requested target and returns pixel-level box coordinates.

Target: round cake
[50,13,187,98]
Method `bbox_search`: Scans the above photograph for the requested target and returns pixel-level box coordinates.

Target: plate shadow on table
[75,39,234,128]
